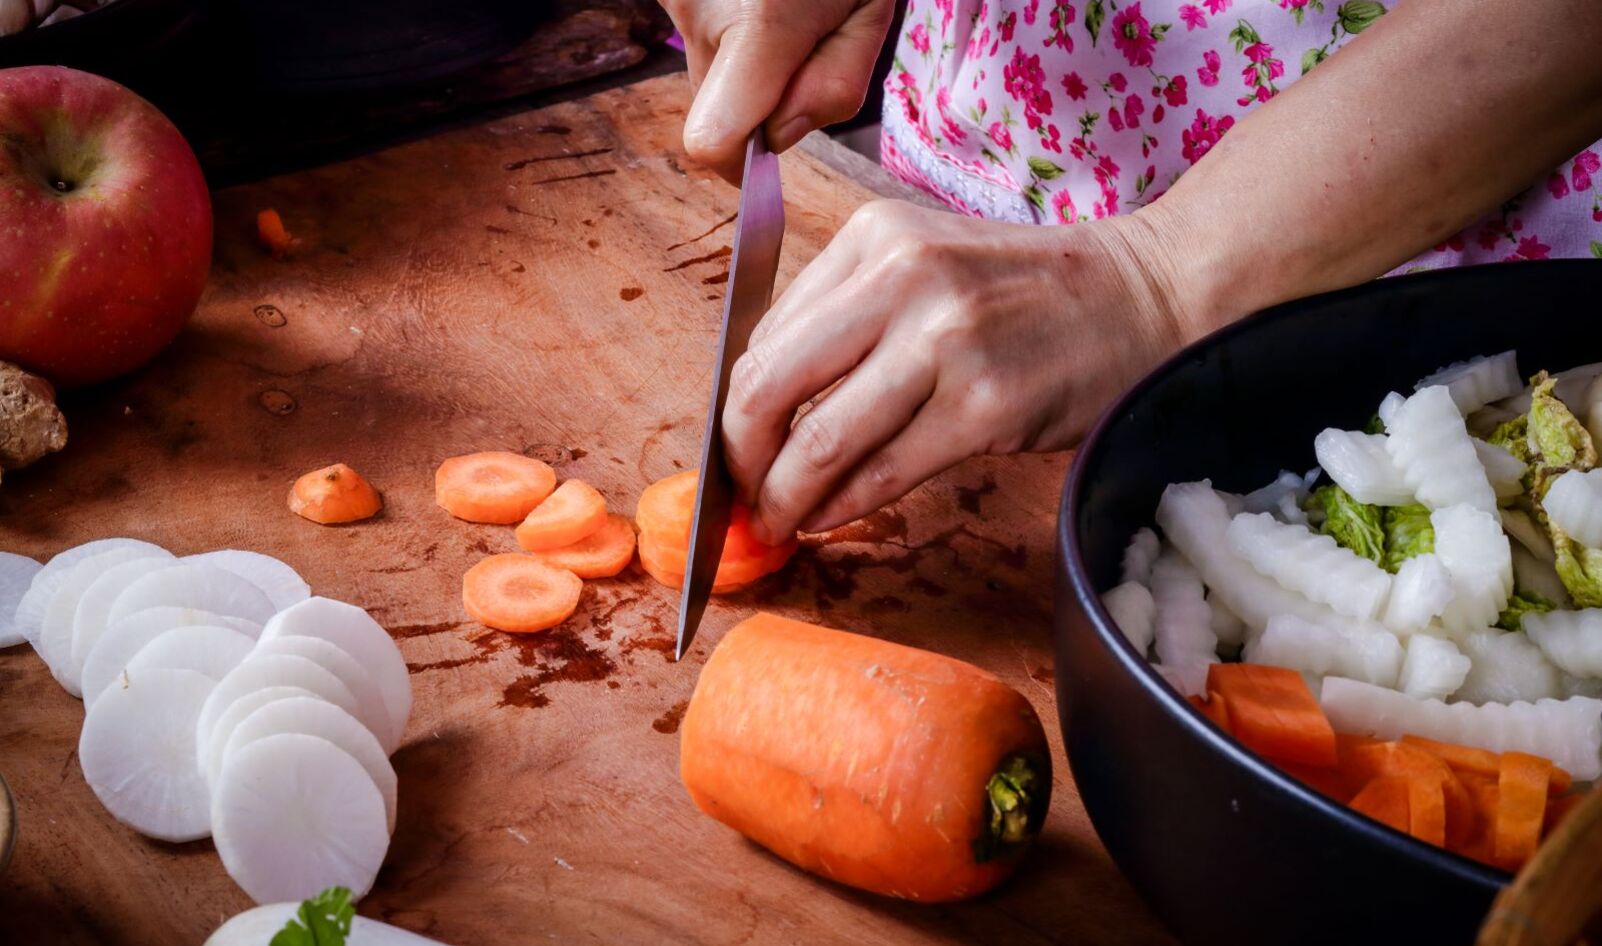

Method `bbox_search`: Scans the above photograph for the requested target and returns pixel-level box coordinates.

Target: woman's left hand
[722,199,1203,545]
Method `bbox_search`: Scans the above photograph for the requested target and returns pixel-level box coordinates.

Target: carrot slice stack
[530,514,637,579]
[436,451,556,524]
[633,470,797,593]
[516,479,609,551]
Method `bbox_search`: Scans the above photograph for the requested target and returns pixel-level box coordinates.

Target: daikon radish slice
[1313,430,1414,506]
[1453,627,1563,704]
[252,635,395,754]
[1415,350,1521,414]
[1511,543,1571,608]
[1503,508,1556,564]
[1377,391,1406,429]
[1433,505,1513,629]
[197,655,359,770]
[40,546,175,695]
[1524,609,1602,678]
[1320,676,1602,780]
[82,608,263,709]
[109,563,276,629]
[1499,360,1602,414]
[1120,527,1160,586]
[1153,661,1211,698]
[259,598,411,752]
[12,538,168,647]
[0,552,41,648]
[126,625,256,682]
[1398,634,1471,701]
[71,557,183,681]
[1544,469,1602,550]
[1227,511,1392,622]
[79,667,215,842]
[1207,593,1247,649]
[205,904,448,946]
[1241,469,1315,525]
[1155,481,1330,636]
[1386,386,1497,513]
[1247,613,1402,688]
[222,696,397,833]
[1472,439,1528,501]
[1101,581,1155,655]
[1380,554,1455,633]
[213,733,389,903]
[185,550,311,612]
[202,686,321,786]
[1150,551,1217,667]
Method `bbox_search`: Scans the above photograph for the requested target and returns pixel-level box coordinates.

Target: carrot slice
[636,530,769,594]
[288,463,382,524]
[1549,765,1573,797]
[1280,762,1351,802]
[1399,735,1500,781]
[516,479,608,552]
[1207,663,1337,767]
[1188,689,1231,733]
[1350,776,1411,835]
[680,612,1053,902]
[1455,772,1500,866]
[435,451,556,524]
[1494,751,1551,870]
[462,554,582,633]
[257,208,294,259]
[1339,740,1474,848]
[529,514,637,579]
[635,469,697,541]
[1408,776,1448,847]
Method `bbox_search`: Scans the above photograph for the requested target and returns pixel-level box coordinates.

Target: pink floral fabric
[881,0,1602,269]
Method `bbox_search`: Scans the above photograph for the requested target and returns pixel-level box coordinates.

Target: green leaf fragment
[1495,590,1556,631]
[271,887,356,946]
[1362,413,1386,435]
[1487,415,1532,465]
[1381,503,1435,573]
[1310,484,1385,566]
[1555,532,1602,609]
[1528,371,1598,498]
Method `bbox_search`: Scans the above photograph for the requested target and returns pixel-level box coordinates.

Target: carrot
[1456,772,1500,867]
[461,553,582,633]
[515,479,608,552]
[1399,735,1499,781]
[1338,740,1475,848]
[636,530,774,594]
[635,469,698,543]
[1349,776,1410,835]
[435,451,556,524]
[256,208,294,259]
[1407,776,1448,847]
[1206,663,1337,767]
[1279,762,1351,802]
[1494,751,1551,870]
[529,514,636,579]
[680,612,1052,902]
[1188,689,1231,733]
[1549,765,1574,797]
[287,463,382,524]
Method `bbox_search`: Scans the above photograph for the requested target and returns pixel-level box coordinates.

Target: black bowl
[0,0,204,75]
[1055,259,1602,946]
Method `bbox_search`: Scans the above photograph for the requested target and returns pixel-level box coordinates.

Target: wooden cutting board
[0,73,1173,945]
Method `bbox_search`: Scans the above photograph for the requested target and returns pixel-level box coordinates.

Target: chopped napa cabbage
[1528,371,1598,497]
[1495,590,1557,631]
[1555,535,1602,609]
[1308,484,1385,566]
[1486,415,1532,465]
[1381,503,1434,572]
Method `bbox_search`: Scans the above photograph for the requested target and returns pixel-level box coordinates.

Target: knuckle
[848,198,899,235]
[958,377,1012,427]
[727,348,773,416]
[791,415,846,474]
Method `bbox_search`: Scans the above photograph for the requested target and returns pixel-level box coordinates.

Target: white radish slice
[222,696,397,833]
[203,686,321,786]
[213,732,389,903]
[197,655,359,774]
[251,635,396,754]
[1414,350,1521,414]
[1119,527,1160,587]
[260,598,412,751]
[1150,551,1217,668]
[126,625,257,682]
[1512,543,1572,608]
[1499,360,1602,414]
[109,563,276,629]
[0,551,41,648]
[40,546,175,695]
[1386,385,1497,513]
[206,904,448,946]
[12,538,168,646]
[185,550,310,612]
[79,667,215,842]
[82,608,263,709]
[1227,511,1393,622]
[1102,581,1155,655]
[1471,439,1527,501]
[1398,634,1471,701]
[1380,553,1455,634]
[1544,469,1602,550]
[70,557,183,681]
[1452,627,1562,705]
[1247,613,1403,689]
[1313,429,1414,506]
[1502,508,1556,564]
[1525,609,1602,677]
[1377,391,1406,430]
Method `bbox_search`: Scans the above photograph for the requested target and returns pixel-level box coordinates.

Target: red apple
[0,66,211,387]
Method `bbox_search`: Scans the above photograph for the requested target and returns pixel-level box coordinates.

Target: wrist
[1114,196,1241,346]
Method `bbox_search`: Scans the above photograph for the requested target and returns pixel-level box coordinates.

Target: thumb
[764,4,894,154]
[684,14,818,182]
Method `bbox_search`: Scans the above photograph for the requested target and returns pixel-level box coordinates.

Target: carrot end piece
[288,463,382,524]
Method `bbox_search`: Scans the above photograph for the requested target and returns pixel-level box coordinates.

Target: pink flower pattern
[882,0,1600,266]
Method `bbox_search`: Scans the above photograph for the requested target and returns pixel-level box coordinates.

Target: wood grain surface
[0,73,1173,946]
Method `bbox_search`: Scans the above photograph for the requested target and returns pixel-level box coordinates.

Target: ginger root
[0,361,67,483]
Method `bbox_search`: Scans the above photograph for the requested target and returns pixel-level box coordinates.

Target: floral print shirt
[880,0,1602,270]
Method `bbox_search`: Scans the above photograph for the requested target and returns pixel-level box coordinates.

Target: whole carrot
[680,613,1051,902]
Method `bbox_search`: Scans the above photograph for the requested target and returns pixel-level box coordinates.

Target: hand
[722,200,1203,544]
[660,0,896,181]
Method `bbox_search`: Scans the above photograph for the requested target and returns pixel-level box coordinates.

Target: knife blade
[675,131,785,661]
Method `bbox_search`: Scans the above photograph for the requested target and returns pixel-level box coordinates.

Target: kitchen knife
[675,131,785,661]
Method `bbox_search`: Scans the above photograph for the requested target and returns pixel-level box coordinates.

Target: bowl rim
[1053,261,1597,888]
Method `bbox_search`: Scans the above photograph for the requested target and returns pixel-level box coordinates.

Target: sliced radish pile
[0,551,42,648]
[15,537,411,905]
[126,625,257,682]
[186,550,311,612]
[79,667,216,842]
[83,608,264,709]
[261,597,412,750]
[221,696,398,833]
[206,904,449,945]
[213,733,390,903]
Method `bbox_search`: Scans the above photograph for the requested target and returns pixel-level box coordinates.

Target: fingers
[749,340,937,543]
[685,10,818,182]
[764,2,896,153]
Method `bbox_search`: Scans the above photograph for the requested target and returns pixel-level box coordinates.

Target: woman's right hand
[661,0,896,181]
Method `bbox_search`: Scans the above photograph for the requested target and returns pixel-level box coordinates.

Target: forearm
[1135,0,1602,334]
